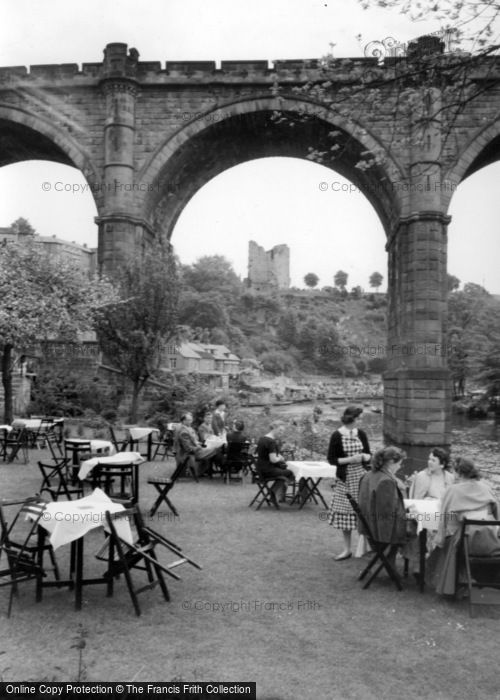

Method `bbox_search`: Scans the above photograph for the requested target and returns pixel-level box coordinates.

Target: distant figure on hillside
[327,406,371,561]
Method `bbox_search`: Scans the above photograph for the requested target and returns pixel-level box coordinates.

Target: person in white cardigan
[409,448,455,500]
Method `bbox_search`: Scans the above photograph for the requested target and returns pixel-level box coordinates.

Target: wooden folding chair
[108,426,129,453]
[64,439,91,483]
[33,419,55,449]
[92,462,137,503]
[147,461,185,517]
[151,429,175,461]
[457,518,500,617]
[224,440,253,483]
[248,464,280,510]
[4,428,29,464]
[346,492,403,591]
[45,431,65,462]
[38,460,84,501]
[0,498,58,616]
[104,506,201,616]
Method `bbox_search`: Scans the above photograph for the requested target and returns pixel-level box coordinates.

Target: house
[161,342,240,388]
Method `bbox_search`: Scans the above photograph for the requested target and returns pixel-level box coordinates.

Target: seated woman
[255,421,294,504]
[197,411,215,444]
[358,446,408,566]
[429,457,500,596]
[409,448,455,499]
[197,411,224,476]
[406,448,455,582]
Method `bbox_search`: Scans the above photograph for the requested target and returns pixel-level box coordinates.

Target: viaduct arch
[1,42,500,465]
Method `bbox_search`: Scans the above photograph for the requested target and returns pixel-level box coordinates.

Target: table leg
[36,526,45,602]
[419,529,427,593]
[134,463,139,504]
[75,536,84,610]
[147,433,153,462]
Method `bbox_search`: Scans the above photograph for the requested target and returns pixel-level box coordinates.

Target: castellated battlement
[0,42,382,84]
[247,240,290,292]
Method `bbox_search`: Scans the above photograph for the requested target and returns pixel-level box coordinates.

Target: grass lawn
[1,450,499,700]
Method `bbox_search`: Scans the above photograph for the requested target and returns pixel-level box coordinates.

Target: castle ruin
[247,240,290,292]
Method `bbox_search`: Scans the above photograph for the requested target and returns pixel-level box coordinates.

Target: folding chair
[33,419,55,449]
[0,498,58,617]
[64,439,91,483]
[0,427,9,461]
[147,461,185,517]
[108,426,129,453]
[248,463,281,510]
[151,429,175,461]
[457,518,500,617]
[91,462,138,503]
[45,431,65,462]
[223,440,253,483]
[4,428,29,464]
[346,492,403,591]
[103,505,201,616]
[38,460,84,501]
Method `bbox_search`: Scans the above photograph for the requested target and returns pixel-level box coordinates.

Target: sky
[0,0,499,292]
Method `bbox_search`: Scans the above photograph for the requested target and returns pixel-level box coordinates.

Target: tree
[178,292,228,329]
[181,255,241,296]
[334,270,348,290]
[271,3,499,178]
[304,272,319,288]
[447,282,491,396]
[260,350,297,375]
[0,240,115,423]
[95,241,179,422]
[10,217,36,236]
[369,271,383,291]
[447,274,461,292]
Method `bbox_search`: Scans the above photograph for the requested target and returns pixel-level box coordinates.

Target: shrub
[27,367,115,417]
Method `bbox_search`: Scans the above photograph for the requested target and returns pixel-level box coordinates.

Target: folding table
[27,489,133,610]
[124,426,159,461]
[79,451,146,503]
[286,461,337,509]
[404,498,441,592]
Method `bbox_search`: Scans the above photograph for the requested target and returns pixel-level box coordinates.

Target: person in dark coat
[357,446,408,565]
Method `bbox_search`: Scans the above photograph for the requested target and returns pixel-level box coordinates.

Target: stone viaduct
[1,41,499,464]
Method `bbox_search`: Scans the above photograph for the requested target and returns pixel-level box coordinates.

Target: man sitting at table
[255,421,294,504]
[176,412,224,478]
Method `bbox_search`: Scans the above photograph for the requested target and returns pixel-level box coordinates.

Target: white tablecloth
[0,425,13,432]
[79,451,145,480]
[126,426,159,441]
[65,438,116,456]
[404,498,442,534]
[28,488,133,549]
[198,435,225,459]
[287,460,337,481]
[12,418,63,431]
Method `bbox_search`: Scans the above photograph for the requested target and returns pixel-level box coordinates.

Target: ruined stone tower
[247,240,290,292]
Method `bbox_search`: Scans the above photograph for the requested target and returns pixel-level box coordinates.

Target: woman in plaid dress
[327,406,371,560]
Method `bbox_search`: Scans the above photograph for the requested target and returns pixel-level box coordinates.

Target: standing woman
[327,406,371,560]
